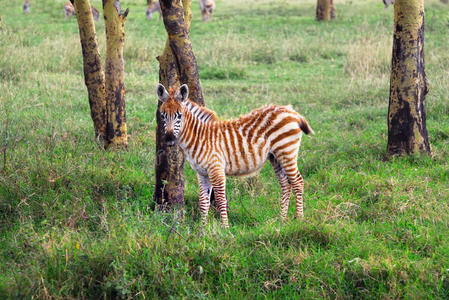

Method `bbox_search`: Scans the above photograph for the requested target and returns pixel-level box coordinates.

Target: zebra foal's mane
[184,100,218,124]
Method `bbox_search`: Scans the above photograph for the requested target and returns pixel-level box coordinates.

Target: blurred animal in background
[63,2,75,20]
[383,0,394,9]
[200,0,215,22]
[91,5,100,21]
[146,0,161,20]
[23,0,30,14]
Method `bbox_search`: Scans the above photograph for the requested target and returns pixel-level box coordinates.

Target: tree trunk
[441,0,448,4]
[154,40,184,210]
[330,0,335,19]
[103,0,129,149]
[154,0,204,210]
[73,0,129,149]
[160,0,203,104]
[387,0,430,156]
[316,0,335,21]
[73,0,107,143]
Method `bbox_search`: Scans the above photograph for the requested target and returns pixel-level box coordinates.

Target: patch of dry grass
[344,33,391,80]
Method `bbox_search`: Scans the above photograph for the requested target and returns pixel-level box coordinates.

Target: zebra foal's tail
[298,115,315,135]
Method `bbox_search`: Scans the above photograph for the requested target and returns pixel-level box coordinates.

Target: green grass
[1,0,449,298]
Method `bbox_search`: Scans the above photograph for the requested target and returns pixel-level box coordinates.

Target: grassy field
[1,0,449,298]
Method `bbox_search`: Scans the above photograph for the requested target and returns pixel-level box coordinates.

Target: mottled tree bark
[330,0,335,19]
[316,0,335,21]
[160,0,203,103]
[73,0,129,149]
[154,0,205,210]
[154,41,184,209]
[103,0,129,149]
[387,0,430,156]
[73,0,107,143]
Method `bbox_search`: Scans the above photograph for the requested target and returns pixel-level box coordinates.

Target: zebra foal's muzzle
[165,132,177,147]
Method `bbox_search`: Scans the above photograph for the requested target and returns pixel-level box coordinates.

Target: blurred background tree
[316,0,335,21]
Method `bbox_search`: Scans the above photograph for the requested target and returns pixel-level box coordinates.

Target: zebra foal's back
[210,105,313,177]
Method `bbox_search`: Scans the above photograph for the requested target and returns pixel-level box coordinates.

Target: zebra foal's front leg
[208,167,229,228]
[197,174,212,226]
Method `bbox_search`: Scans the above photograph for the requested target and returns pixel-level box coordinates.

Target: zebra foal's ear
[156,83,169,103]
[176,84,189,102]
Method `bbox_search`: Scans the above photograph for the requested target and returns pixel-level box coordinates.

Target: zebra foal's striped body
[157,84,314,228]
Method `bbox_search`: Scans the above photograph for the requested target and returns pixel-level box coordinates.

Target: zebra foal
[156,84,314,228]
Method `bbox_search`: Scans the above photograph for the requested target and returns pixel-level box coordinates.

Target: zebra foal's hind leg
[277,156,305,218]
[269,154,292,221]
[197,174,212,226]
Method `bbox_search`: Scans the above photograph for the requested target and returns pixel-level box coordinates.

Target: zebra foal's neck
[177,101,218,152]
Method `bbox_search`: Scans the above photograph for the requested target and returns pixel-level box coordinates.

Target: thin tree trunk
[330,0,335,19]
[316,0,335,21]
[154,0,204,210]
[387,0,430,156]
[103,0,129,149]
[73,0,129,149]
[73,0,107,143]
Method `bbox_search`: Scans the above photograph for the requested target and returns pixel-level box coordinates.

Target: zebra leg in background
[269,154,292,221]
[277,156,305,218]
[197,174,212,226]
[208,167,229,228]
